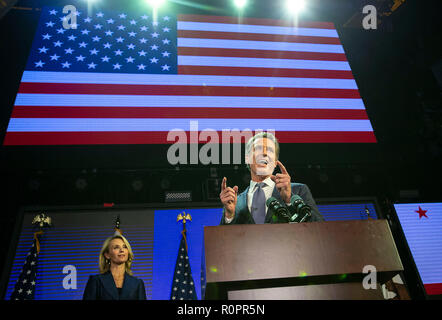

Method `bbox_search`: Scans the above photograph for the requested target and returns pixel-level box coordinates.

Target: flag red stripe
[178,47,348,61]
[3,131,377,145]
[424,283,442,295]
[178,65,354,79]
[11,106,369,120]
[276,131,376,143]
[178,14,336,30]
[18,83,361,99]
[178,30,341,45]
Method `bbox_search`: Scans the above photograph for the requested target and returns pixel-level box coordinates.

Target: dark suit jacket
[83,271,146,300]
[220,182,324,225]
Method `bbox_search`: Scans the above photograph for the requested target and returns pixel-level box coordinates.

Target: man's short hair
[245,132,280,170]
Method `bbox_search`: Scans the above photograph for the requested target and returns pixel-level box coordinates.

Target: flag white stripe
[14,94,366,109]
[178,38,345,53]
[7,118,374,132]
[20,71,357,89]
[178,55,351,71]
[177,21,340,38]
[394,203,442,285]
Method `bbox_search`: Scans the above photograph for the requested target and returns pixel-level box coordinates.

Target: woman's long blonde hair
[99,235,134,275]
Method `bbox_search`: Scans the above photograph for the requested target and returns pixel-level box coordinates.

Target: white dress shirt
[224,177,275,224]
[247,177,275,215]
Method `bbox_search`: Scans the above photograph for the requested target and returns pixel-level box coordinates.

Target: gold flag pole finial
[177,212,192,224]
[177,212,192,251]
[114,214,122,235]
[31,212,52,254]
[365,205,373,220]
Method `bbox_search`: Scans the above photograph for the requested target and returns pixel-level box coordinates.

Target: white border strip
[14,94,366,109]
[178,38,345,54]
[7,118,374,132]
[178,55,350,71]
[177,21,339,38]
[21,71,356,89]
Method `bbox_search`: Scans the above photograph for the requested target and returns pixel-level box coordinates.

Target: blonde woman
[83,235,146,300]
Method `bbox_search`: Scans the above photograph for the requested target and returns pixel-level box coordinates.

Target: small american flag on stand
[10,231,44,300]
[10,213,52,300]
[170,212,197,300]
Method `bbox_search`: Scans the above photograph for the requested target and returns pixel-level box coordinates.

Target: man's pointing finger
[277,161,288,174]
[221,177,227,191]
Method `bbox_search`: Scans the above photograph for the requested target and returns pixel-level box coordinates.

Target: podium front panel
[203,220,403,299]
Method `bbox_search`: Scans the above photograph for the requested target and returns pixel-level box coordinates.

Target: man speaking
[220,132,324,225]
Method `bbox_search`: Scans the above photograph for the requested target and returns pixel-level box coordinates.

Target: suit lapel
[238,183,297,223]
[271,185,285,204]
[237,186,253,223]
[101,272,119,300]
[120,273,136,300]
[242,184,286,223]
[239,186,249,210]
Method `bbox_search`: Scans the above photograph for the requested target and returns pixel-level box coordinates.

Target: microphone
[266,196,312,223]
[266,197,291,223]
[287,195,312,223]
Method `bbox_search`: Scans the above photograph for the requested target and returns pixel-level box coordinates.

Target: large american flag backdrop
[3,7,376,145]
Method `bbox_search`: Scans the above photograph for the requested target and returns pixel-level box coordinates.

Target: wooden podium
[202,220,403,300]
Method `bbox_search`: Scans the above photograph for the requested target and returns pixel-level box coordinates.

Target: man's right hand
[220,177,238,220]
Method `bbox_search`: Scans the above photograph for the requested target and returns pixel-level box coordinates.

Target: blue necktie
[251,183,266,224]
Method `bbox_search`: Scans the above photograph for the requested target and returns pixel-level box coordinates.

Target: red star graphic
[415,206,428,219]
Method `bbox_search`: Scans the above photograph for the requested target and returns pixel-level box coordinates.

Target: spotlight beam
[286,0,306,14]
[146,0,167,9]
[234,0,247,10]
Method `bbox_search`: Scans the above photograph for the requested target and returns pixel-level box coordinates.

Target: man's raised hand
[270,161,292,204]
[219,177,238,219]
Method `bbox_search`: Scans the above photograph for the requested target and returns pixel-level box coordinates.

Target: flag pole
[114,214,123,235]
[10,212,52,300]
[177,212,192,251]
[171,211,197,300]
[32,212,52,253]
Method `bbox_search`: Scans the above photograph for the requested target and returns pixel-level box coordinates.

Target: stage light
[146,0,167,9]
[28,179,40,191]
[286,0,305,14]
[132,179,144,191]
[319,172,329,184]
[75,178,88,190]
[353,174,363,185]
[165,191,192,202]
[160,177,171,189]
[233,0,247,9]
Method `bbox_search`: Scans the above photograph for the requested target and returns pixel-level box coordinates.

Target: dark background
[0,0,441,299]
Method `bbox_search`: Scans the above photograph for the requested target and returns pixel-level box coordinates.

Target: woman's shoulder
[125,273,145,284]
[125,273,140,281]
[88,272,109,281]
